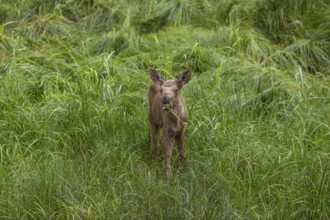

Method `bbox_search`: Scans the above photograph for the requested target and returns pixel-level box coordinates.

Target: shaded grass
[1,0,330,219]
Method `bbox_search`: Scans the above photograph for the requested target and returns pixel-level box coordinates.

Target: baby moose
[148,68,192,177]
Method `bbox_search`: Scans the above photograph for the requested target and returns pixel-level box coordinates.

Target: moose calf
[148,68,192,177]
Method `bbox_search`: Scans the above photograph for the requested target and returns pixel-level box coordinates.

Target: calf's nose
[161,96,170,104]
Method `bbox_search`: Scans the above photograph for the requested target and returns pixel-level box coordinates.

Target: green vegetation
[1,0,330,218]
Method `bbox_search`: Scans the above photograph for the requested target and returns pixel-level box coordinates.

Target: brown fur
[148,68,192,177]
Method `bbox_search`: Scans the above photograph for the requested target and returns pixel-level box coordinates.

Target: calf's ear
[176,70,192,87]
[150,68,165,84]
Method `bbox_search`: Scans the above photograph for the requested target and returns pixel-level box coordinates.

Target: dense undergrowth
[1,0,330,219]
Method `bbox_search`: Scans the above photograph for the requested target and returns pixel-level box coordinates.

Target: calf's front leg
[175,130,186,168]
[149,111,160,159]
[163,130,175,178]
[150,122,160,159]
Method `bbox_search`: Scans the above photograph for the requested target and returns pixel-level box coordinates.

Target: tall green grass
[1,0,330,219]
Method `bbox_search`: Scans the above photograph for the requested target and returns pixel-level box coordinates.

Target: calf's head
[150,69,192,111]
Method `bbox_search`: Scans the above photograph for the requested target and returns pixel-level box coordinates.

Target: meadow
[0,0,330,219]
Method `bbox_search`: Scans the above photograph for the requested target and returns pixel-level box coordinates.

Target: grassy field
[1,0,330,219]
